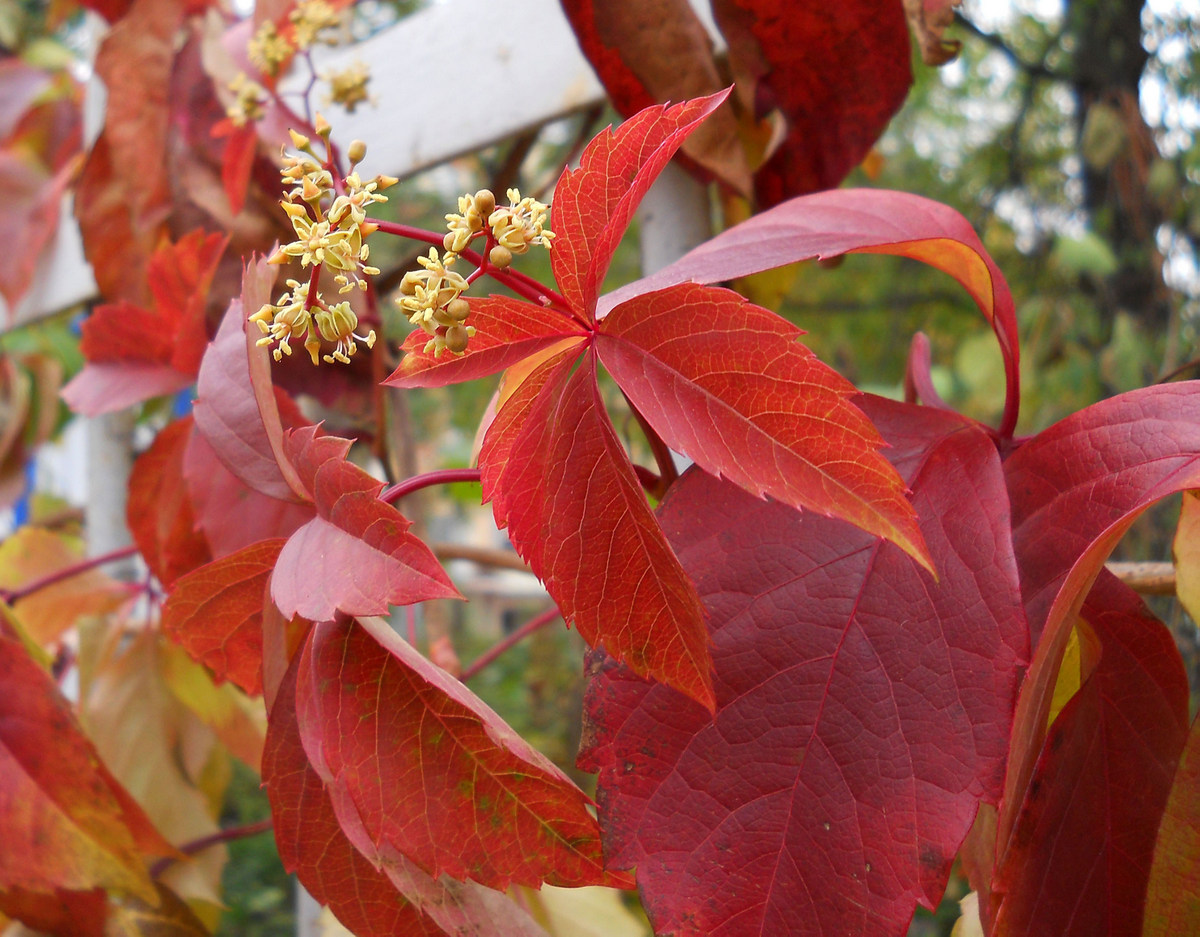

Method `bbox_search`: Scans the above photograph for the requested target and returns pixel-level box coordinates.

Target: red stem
[623,391,678,499]
[0,545,139,605]
[149,819,274,879]
[460,606,561,681]
[370,219,575,317]
[381,468,481,503]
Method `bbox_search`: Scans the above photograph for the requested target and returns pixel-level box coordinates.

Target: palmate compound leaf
[295,616,626,891]
[991,382,1200,931]
[596,282,929,570]
[0,616,174,925]
[579,399,1028,937]
[161,538,286,696]
[989,572,1188,937]
[270,426,461,621]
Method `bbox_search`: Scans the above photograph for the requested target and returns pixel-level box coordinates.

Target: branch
[0,545,139,605]
[1105,561,1176,596]
[954,12,1063,81]
[431,542,532,574]
[460,606,561,681]
[149,819,274,879]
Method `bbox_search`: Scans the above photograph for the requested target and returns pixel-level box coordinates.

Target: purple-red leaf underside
[579,399,1027,937]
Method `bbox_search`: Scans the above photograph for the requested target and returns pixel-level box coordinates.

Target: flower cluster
[226,73,268,127]
[325,61,372,113]
[397,249,475,357]
[443,187,554,269]
[250,128,393,365]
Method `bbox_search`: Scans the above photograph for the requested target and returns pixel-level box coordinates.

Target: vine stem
[460,606,561,681]
[149,819,274,879]
[0,545,139,605]
[381,468,481,504]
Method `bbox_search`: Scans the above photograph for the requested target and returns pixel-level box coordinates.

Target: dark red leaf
[262,657,449,937]
[710,0,911,204]
[999,382,1200,877]
[295,616,620,889]
[161,539,286,695]
[551,92,728,319]
[384,295,587,389]
[558,0,751,194]
[596,282,929,568]
[599,187,1021,435]
[991,573,1188,936]
[271,427,460,620]
[481,348,714,709]
[579,399,1027,936]
[127,416,212,589]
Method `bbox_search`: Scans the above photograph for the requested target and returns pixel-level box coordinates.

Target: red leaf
[194,258,307,502]
[183,429,313,558]
[1144,710,1200,936]
[271,427,460,620]
[558,0,751,194]
[599,188,1021,435]
[579,400,1027,936]
[219,121,257,216]
[384,295,587,389]
[482,348,714,709]
[551,92,727,319]
[710,0,911,204]
[262,657,449,937]
[999,382,1200,875]
[76,0,188,304]
[0,617,173,912]
[161,539,285,695]
[596,282,929,569]
[295,616,620,890]
[64,231,228,414]
[127,416,212,589]
[60,361,193,417]
[991,573,1189,937]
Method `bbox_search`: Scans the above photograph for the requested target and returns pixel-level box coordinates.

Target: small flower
[488,187,554,255]
[444,190,492,252]
[314,302,376,364]
[397,248,470,330]
[248,21,292,77]
[325,61,372,113]
[250,279,315,361]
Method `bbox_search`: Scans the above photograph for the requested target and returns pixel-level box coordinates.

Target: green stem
[0,545,139,605]
[460,606,561,681]
[381,468,482,504]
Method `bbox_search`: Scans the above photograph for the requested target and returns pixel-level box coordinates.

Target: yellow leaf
[1173,490,1200,622]
[512,885,649,937]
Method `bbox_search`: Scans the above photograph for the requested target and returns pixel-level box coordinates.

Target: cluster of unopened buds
[250,124,393,365]
[401,188,554,357]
